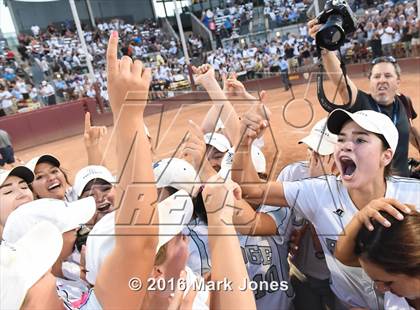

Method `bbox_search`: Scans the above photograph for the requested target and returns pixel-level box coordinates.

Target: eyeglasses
[371,56,397,65]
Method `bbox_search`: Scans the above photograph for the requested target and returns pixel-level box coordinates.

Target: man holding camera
[308,18,420,177]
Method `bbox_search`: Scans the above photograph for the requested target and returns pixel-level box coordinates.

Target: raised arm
[232,199,278,235]
[83,112,108,166]
[203,175,257,310]
[308,18,358,106]
[231,102,287,206]
[94,31,158,309]
[194,64,241,146]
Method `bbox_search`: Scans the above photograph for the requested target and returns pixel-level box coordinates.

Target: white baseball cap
[219,145,267,179]
[153,158,200,197]
[327,109,399,153]
[1,221,63,309]
[204,132,231,153]
[73,165,115,197]
[2,197,96,243]
[41,80,47,86]
[0,166,34,187]
[25,154,61,173]
[299,117,338,156]
[85,189,194,285]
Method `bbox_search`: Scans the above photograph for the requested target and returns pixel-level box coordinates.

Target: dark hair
[192,190,207,225]
[355,211,420,277]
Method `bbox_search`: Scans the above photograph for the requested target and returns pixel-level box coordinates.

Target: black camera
[316,0,357,51]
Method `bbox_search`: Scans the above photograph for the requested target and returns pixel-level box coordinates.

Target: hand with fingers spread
[106,31,152,115]
[192,64,216,88]
[239,101,271,146]
[355,198,413,231]
[335,198,414,267]
[83,112,107,149]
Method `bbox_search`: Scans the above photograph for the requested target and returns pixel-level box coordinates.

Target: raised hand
[83,112,107,149]
[222,73,267,102]
[240,100,271,146]
[192,64,216,87]
[106,31,152,115]
[222,72,247,98]
[182,120,207,172]
[308,18,323,40]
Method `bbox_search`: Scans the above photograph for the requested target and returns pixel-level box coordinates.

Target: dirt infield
[16,72,420,183]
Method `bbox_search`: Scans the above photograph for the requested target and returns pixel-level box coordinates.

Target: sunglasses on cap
[371,56,397,65]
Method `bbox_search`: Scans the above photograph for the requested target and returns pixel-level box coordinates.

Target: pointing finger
[106,31,119,77]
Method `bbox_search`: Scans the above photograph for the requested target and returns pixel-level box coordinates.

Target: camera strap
[316,47,353,112]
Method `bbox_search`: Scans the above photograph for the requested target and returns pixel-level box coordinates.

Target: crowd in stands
[201,1,254,39]
[1,0,419,116]
[1,18,194,115]
[200,0,309,40]
[204,0,419,79]
[341,0,420,62]
[264,0,309,29]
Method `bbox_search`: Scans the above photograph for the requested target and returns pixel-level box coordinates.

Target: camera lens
[316,14,346,51]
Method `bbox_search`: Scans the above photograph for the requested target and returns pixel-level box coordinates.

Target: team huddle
[1,17,420,310]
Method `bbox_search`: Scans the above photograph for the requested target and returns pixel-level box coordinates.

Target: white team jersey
[277,161,331,280]
[186,206,295,310]
[186,218,211,275]
[384,292,415,310]
[283,175,420,309]
[239,205,294,310]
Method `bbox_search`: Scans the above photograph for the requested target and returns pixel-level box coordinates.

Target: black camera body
[316,0,357,50]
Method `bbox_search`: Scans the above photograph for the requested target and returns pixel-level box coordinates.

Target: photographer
[308,18,420,177]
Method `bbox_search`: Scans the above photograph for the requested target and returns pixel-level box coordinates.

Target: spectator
[279,57,291,91]
[0,129,15,167]
[0,85,15,115]
[40,80,56,106]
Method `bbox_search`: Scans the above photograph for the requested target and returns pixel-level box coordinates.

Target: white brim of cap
[327,109,381,136]
[327,109,398,153]
[74,166,115,197]
[1,222,63,309]
[2,197,96,243]
[298,135,336,156]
